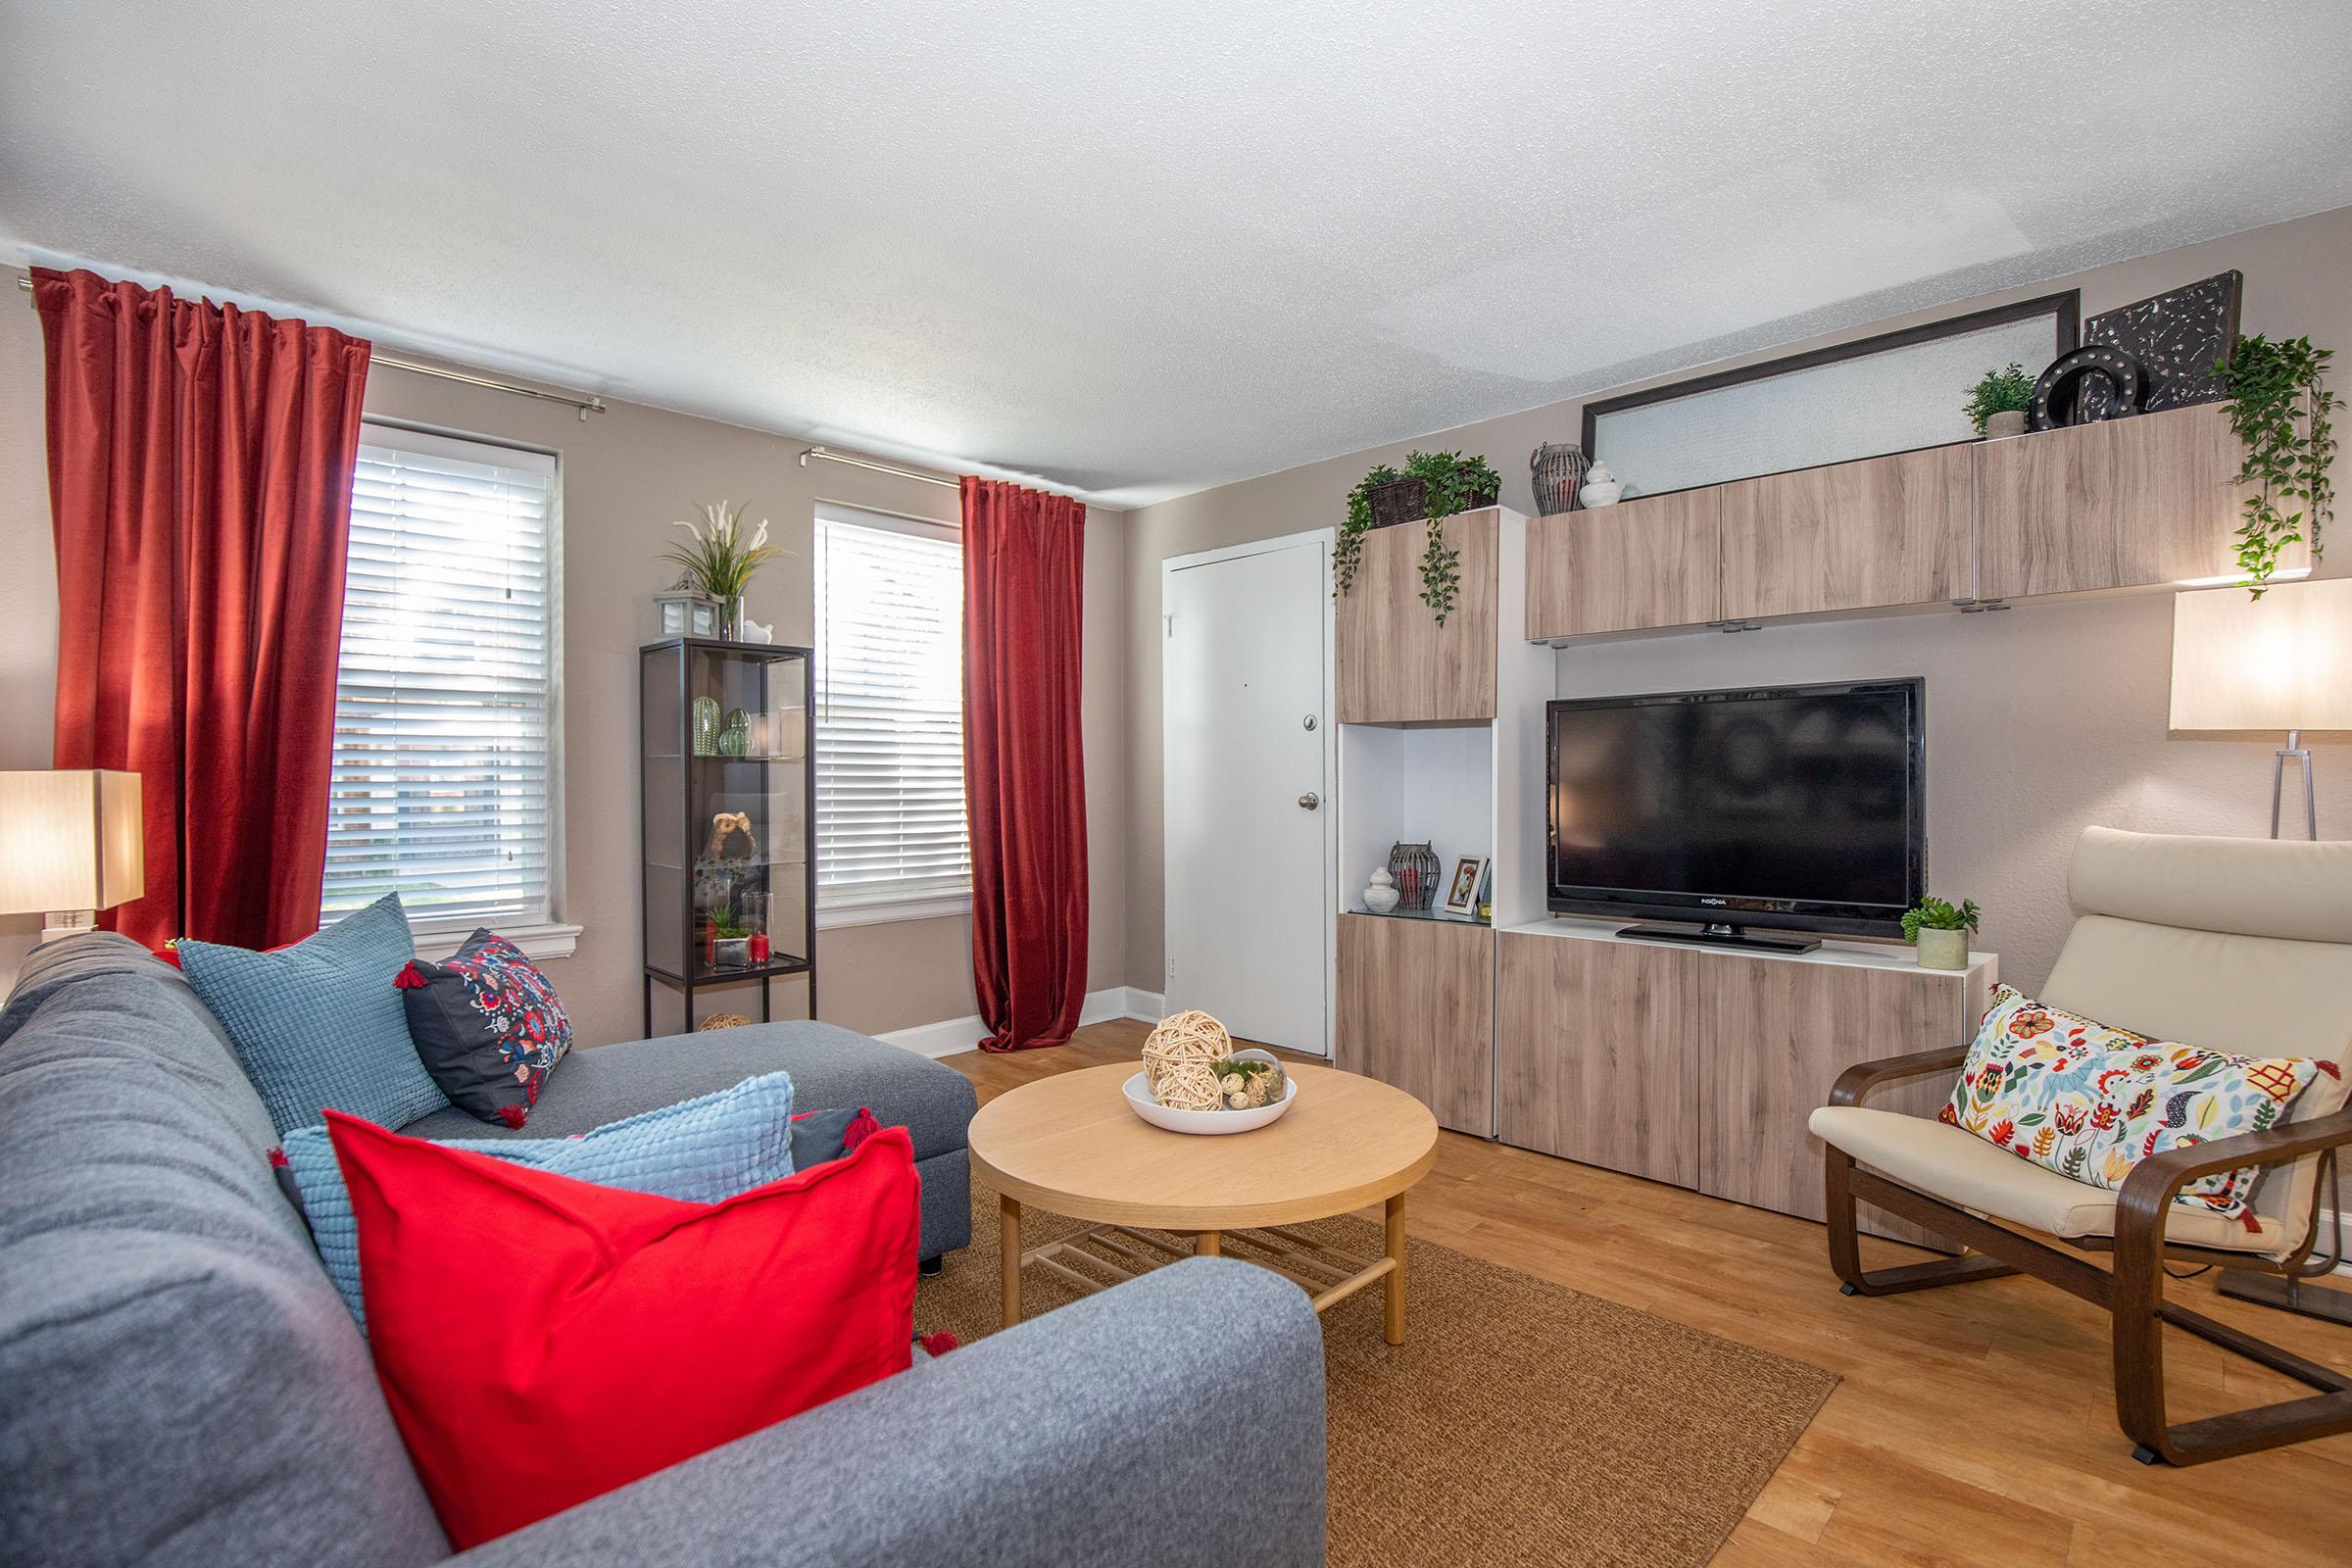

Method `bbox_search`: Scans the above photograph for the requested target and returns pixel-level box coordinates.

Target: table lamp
[0,769,145,941]
[2170,578,2352,839]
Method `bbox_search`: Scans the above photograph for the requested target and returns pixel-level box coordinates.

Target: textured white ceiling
[4,2,2350,506]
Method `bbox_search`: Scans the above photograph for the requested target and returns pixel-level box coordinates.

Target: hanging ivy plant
[2217,333,2338,594]
[1335,463,1402,603]
[1334,450,1502,627]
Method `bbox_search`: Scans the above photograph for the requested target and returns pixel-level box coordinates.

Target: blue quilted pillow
[277,1071,796,1332]
[178,893,447,1136]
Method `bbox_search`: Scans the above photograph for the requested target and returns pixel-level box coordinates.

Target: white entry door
[1163,531,1334,1055]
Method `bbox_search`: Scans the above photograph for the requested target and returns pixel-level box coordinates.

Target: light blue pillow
[279,1070,797,1332]
[178,893,447,1136]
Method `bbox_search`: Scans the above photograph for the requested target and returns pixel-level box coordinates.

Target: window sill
[816,895,972,931]
[407,918,583,961]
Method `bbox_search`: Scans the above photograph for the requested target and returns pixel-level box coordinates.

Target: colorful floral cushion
[1940,984,2331,1219]
[397,930,572,1127]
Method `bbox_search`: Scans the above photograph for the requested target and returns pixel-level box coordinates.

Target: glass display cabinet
[640,638,815,1033]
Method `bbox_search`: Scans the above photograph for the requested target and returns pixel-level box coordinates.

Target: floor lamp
[2170,576,2352,1323]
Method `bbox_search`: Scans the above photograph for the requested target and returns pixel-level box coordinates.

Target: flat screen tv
[1545,678,1924,950]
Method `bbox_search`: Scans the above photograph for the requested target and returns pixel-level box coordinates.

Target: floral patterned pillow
[1939,984,2331,1219]
[397,930,573,1127]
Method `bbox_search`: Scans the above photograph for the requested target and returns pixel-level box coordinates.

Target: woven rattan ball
[1143,1009,1233,1106]
[697,1012,753,1032]
[1151,1058,1226,1112]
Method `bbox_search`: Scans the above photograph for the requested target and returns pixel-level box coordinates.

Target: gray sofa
[0,934,1329,1567]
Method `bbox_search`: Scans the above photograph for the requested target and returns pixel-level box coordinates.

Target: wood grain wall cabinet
[1698,950,1991,1246]
[1719,445,1974,619]
[1526,488,1722,639]
[1335,511,1497,722]
[1337,914,1494,1137]
[1494,929,1703,1188]
[1974,402,2283,601]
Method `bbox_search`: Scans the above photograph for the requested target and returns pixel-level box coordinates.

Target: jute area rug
[917,1187,1837,1568]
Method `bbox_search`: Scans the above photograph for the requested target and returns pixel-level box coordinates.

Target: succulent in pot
[1900,896,1981,971]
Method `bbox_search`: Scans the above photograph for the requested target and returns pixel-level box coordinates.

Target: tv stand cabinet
[1494,918,1994,1245]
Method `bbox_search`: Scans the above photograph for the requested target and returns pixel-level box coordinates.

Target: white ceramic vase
[1363,867,1400,914]
[1579,460,1624,507]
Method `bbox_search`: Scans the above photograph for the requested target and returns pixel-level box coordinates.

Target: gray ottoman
[400,1020,977,1265]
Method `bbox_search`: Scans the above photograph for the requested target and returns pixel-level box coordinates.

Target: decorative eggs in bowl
[1123,1049,1298,1135]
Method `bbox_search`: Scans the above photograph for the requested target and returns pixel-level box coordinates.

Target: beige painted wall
[1126,205,2352,998]
[0,299,1128,1043]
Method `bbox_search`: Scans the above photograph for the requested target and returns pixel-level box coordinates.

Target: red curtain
[960,477,1089,1051]
[35,267,373,949]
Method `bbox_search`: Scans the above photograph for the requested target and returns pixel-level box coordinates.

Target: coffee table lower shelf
[1000,1193,1408,1344]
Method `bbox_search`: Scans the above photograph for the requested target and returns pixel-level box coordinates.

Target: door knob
[1297,792,1320,809]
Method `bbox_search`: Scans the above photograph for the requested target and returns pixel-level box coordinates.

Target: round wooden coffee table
[967,1062,1439,1344]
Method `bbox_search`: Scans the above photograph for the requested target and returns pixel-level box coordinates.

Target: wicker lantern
[1531,442,1589,516]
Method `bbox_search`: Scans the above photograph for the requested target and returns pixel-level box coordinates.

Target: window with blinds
[322,422,558,931]
[813,503,971,917]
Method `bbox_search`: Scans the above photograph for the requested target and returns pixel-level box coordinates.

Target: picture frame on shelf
[1442,856,1489,918]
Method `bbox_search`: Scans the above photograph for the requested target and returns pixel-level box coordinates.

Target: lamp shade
[0,769,145,915]
[2170,578,2352,734]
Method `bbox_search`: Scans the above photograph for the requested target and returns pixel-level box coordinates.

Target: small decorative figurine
[1579,460,1624,508]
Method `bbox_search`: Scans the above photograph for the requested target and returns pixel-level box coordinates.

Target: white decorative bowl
[1122,1051,1298,1135]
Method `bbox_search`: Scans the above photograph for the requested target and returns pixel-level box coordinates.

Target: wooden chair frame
[1825,1047,2352,1466]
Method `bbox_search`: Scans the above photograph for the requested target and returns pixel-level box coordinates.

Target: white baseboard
[874,987,1167,1059]
[2316,1207,2352,1278]
[872,1016,991,1059]
[1115,987,1166,1022]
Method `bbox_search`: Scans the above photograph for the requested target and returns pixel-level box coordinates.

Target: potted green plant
[1900,896,1981,971]
[1964,362,2034,440]
[661,500,789,639]
[2217,333,2339,593]
[1335,450,1503,627]
[706,909,752,967]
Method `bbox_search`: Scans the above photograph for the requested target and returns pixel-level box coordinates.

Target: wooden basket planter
[1367,477,1500,530]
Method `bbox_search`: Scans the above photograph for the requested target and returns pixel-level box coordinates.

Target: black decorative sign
[2076,270,2242,418]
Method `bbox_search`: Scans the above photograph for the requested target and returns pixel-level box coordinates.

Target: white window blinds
[814,503,971,913]
[322,422,558,929]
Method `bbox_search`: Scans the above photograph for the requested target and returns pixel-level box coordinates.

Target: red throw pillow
[326,1110,921,1547]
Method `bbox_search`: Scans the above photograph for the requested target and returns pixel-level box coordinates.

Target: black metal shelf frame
[639,637,818,1035]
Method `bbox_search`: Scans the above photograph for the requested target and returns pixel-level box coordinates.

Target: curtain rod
[798,444,958,491]
[17,273,608,420]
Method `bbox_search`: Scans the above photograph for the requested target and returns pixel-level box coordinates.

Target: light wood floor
[944,1021,2352,1567]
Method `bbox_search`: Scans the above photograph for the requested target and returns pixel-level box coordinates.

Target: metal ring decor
[2030,345,2145,431]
